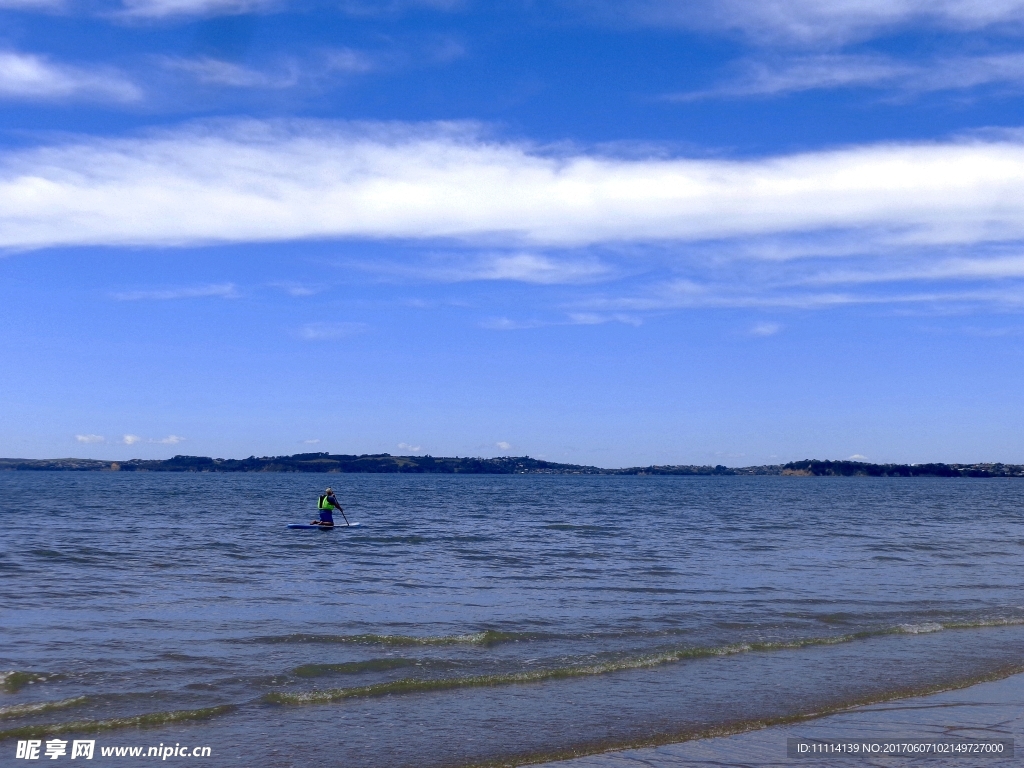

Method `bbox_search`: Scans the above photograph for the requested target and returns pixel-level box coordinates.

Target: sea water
[2,473,1023,766]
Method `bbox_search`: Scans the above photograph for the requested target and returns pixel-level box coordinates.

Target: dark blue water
[2,473,1024,766]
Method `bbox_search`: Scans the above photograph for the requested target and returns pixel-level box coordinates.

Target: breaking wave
[1,672,61,694]
[0,697,89,720]
[263,636,866,705]
[0,705,236,742]
[263,619,1024,706]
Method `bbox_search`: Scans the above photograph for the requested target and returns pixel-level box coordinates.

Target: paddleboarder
[311,487,349,527]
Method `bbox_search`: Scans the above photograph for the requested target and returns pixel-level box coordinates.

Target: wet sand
[535,671,1024,767]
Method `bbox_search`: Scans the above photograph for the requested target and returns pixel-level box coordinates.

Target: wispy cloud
[583,276,1024,314]
[495,441,511,451]
[101,0,464,21]
[161,56,299,88]
[463,253,610,284]
[376,252,613,284]
[424,37,466,64]
[111,283,239,300]
[340,0,464,17]
[321,39,461,76]
[118,0,272,18]
[566,312,643,326]
[117,433,183,445]
[8,120,1024,314]
[7,120,1024,252]
[0,51,141,102]
[481,312,643,330]
[298,321,368,340]
[325,48,377,74]
[302,438,321,444]
[397,442,423,452]
[615,0,1024,45]
[672,53,1024,100]
[798,254,1024,286]
[157,47,380,93]
[75,434,105,444]
[271,281,319,296]
[750,321,782,336]
[117,0,458,19]
[479,317,546,330]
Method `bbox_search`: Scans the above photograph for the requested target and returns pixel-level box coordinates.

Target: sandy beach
[536,671,1023,768]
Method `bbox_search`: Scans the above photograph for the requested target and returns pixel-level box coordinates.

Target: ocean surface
[2,472,1023,767]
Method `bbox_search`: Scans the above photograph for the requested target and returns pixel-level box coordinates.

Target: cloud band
[2,121,1024,252]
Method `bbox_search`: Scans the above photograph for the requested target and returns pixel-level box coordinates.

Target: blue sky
[2,0,1024,466]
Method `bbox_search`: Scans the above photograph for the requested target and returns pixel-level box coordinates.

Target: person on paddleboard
[312,487,343,527]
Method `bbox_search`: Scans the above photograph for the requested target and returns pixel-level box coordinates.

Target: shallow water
[2,473,1023,766]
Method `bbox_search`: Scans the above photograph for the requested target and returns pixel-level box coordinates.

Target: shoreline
[2,455,1024,477]
[523,668,1024,768]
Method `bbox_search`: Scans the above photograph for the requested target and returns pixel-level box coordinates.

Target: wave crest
[0,705,236,742]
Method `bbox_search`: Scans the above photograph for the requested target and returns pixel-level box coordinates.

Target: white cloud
[302,438,321,444]
[161,56,299,88]
[566,312,643,326]
[119,0,271,18]
[298,321,367,340]
[8,121,1024,312]
[584,276,1024,313]
[479,317,545,330]
[75,434,105,443]
[397,442,422,452]
[750,321,782,336]
[271,282,319,296]
[674,53,1024,100]
[0,51,141,102]
[116,433,185,444]
[849,454,869,459]
[111,283,238,300]
[157,45,404,92]
[800,254,1024,286]
[618,0,1024,44]
[905,53,1024,92]
[496,441,511,451]
[465,253,610,283]
[384,252,612,284]
[481,312,643,330]
[8,120,1024,253]
[117,0,456,18]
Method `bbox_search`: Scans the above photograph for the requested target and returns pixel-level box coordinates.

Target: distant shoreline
[1,454,1022,477]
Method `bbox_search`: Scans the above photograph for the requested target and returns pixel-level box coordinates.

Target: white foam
[899,622,944,634]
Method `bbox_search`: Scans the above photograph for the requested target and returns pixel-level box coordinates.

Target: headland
[1,454,1022,476]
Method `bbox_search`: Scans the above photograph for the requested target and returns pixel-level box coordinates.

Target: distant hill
[777,459,1024,478]
[0,453,603,474]
[1,453,1022,477]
